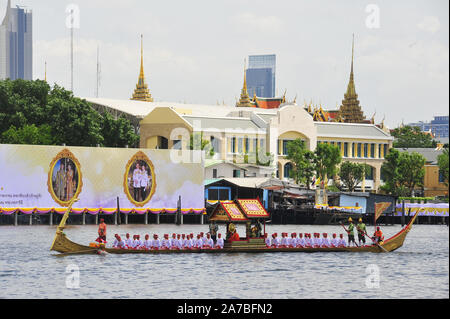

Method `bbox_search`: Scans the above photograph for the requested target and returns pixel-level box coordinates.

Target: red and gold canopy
[237,199,270,219]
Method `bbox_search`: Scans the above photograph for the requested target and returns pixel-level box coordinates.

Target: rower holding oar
[341,218,358,247]
[356,218,367,246]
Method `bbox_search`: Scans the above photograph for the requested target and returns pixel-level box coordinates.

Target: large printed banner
[395,203,449,217]
[0,144,205,210]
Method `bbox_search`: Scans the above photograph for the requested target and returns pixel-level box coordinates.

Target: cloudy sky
[2,0,448,127]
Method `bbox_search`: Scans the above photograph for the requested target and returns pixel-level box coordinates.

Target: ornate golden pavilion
[131,35,154,102]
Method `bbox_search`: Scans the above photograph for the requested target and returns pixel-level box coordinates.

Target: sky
[1,0,449,128]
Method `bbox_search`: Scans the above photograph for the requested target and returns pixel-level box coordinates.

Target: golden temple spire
[339,34,365,123]
[131,34,154,102]
[236,58,252,107]
[346,33,356,97]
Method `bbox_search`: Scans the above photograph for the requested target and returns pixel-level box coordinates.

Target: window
[383,144,388,158]
[364,143,368,158]
[212,169,217,179]
[233,169,241,178]
[284,163,293,179]
[231,137,236,153]
[172,140,182,150]
[253,139,258,152]
[371,144,375,158]
[357,143,362,158]
[210,136,220,154]
[244,138,249,153]
[282,140,291,155]
[378,144,382,158]
[238,138,243,153]
[352,143,355,157]
[344,142,349,157]
[259,139,265,152]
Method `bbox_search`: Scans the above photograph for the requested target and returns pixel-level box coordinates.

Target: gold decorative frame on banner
[47,149,83,207]
[123,151,157,207]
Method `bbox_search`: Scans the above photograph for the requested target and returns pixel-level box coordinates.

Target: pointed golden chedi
[339,34,366,123]
[236,59,252,108]
[131,35,154,102]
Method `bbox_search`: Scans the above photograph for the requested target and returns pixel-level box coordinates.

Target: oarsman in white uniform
[204,233,214,249]
[112,234,126,249]
[271,233,280,248]
[264,233,271,247]
[321,233,331,248]
[289,233,297,248]
[188,234,195,249]
[195,234,203,249]
[297,233,305,248]
[133,235,143,249]
[125,233,133,249]
[280,233,287,247]
[143,234,152,250]
[200,232,207,245]
[330,234,340,248]
[338,234,348,247]
[215,233,224,249]
[183,234,191,249]
[152,234,161,250]
[175,234,183,249]
[170,233,178,249]
[304,233,312,248]
[161,234,171,249]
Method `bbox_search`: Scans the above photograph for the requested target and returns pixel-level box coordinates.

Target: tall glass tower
[246,54,276,98]
[0,0,33,80]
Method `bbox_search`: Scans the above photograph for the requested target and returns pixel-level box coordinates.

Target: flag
[374,202,392,222]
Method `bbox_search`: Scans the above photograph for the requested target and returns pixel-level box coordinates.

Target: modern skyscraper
[0,0,33,80]
[246,54,276,98]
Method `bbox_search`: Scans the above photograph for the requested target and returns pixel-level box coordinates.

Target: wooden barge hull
[51,198,419,255]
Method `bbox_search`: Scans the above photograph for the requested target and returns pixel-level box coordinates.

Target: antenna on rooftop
[96,45,101,98]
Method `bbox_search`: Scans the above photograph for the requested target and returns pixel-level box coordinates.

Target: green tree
[392,125,436,148]
[437,148,449,187]
[338,161,371,192]
[314,143,342,185]
[1,124,53,145]
[381,148,426,196]
[101,112,139,148]
[189,132,214,158]
[0,79,139,147]
[286,139,316,189]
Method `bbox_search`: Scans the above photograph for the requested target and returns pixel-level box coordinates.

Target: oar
[364,231,388,253]
[339,222,359,247]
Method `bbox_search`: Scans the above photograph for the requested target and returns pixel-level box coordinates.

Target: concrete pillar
[82,212,86,225]
[201,214,204,225]
[156,214,160,225]
[50,212,53,226]
[95,214,99,225]
[29,213,32,226]
[125,214,128,225]
[115,211,118,225]
[14,211,18,226]
[145,212,148,225]
[180,214,184,225]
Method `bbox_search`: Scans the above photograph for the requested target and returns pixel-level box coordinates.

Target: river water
[0,223,448,299]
